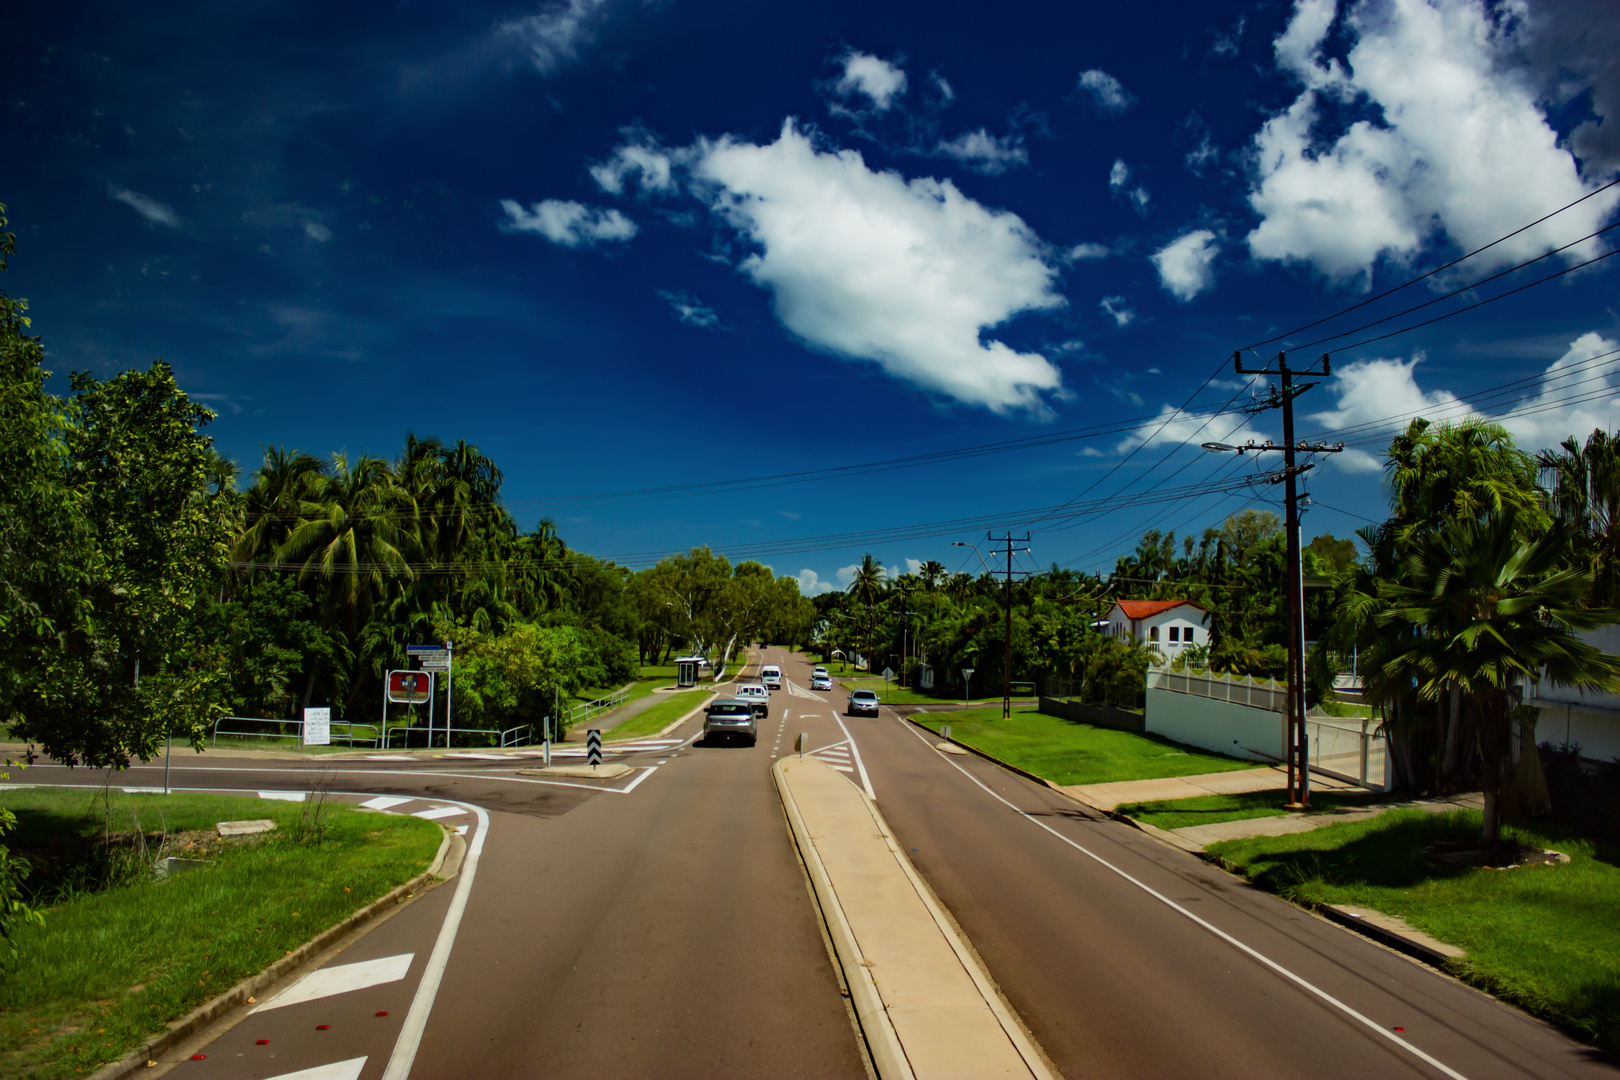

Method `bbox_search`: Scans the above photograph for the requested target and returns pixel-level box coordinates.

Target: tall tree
[1539,429,1620,606]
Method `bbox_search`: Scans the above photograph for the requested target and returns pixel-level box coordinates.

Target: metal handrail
[210,716,379,748]
[567,686,631,727]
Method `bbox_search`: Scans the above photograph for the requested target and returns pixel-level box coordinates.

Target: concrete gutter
[774,754,1054,1080]
[85,824,456,1080]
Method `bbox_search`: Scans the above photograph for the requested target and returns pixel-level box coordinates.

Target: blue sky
[4,0,1618,591]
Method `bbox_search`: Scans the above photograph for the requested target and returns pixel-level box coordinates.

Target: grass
[836,677,956,706]
[604,689,713,742]
[911,707,1258,787]
[1115,788,1390,830]
[1318,700,1375,718]
[0,787,442,1080]
[1208,809,1620,1053]
[573,663,682,708]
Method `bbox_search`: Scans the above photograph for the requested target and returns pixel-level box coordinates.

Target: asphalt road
[9,649,1617,1079]
[767,649,1616,1080]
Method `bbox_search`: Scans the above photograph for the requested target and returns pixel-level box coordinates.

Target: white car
[810,673,833,691]
[734,682,770,719]
[848,689,880,716]
[761,664,783,690]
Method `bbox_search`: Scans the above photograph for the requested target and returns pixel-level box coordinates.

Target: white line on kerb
[894,719,1471,1080]
[381,795,490,1080]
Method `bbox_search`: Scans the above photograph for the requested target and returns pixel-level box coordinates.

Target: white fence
[1146,667,1389,790]
[568,686,630,728]
[1147,668,1287,713]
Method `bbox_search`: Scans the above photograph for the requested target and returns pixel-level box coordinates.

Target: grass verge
[837,678,972,706]
[911,707,1257,787]
[605,690,712,742]
[1115,788,1390,830]
[1208,808,1620,1053]
[0,787,441,1080]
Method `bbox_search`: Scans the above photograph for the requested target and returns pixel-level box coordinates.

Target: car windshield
[852,691,877,701]
[709,704,750,716]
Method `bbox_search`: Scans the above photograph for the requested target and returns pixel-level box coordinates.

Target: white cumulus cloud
[1247,0,1620,285]
[1151,229,1220,301]
[1077,69,1136,115]
[590,136,678,196]
[498,198,637,247]
[1109,159,1150,214]
[692,121,1065,414]
[935,129,1028,174]
[1497,332,1620,451]
[797,569,840,596]
[497,0,610,74]
[835,52,907,112]
[1068,242,1110,261]
[109,186,179,227]
[303,222,332,242]
[1307,355,1465,471]
[1100,296,1136,326]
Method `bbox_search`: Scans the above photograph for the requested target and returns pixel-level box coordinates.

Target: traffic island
[517,763,633,780]
[773,754,1053,1080]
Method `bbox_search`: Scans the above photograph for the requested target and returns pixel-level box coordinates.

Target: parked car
[760,664,783,690]
[734,682,770,719]
[848,689,880,716]
[703,699,757,745]
[810,673,833,691]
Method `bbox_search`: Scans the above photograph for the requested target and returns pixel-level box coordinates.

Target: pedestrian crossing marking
[360,796,412,810]
[414,805,465,820]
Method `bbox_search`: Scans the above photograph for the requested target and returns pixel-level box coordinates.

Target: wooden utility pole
[987,532,1031,720]
[1220,352,1342,807]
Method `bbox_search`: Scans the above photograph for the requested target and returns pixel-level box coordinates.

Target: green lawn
[1209,809,1620,1053]
[574,663,682,708]
[0,787,441,1080]
[911,707,1257,786]
[605,690,712,742]
[1115,788,1390,830]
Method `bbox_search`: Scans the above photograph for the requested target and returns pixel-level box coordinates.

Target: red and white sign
[388,670,432,704]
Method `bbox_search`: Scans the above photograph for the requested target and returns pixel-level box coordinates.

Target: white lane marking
[361,796,413,810]
[454,824,469,836]
[830,713,877,800]
[381,799,491,1080]
[122,787,163,793]
[365,755,396,761]
[413,805,466,820]
[258,790,306,801]
[252,954,414,1013]
[894,720,1471,1080]
[261,1057,368,1080]
[786,679,828,702]
[443,753,507,760]
[620,766,657,794]
[86,767,662,797]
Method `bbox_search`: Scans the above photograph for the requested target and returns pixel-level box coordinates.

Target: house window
[1149,626,1159,642]
[1169,626,1180,643]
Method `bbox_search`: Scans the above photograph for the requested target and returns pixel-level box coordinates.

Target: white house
[1529,623,1620,761]
[1105,600,1209,655]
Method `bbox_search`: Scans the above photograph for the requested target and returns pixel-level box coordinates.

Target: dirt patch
[1424,839,1571,868]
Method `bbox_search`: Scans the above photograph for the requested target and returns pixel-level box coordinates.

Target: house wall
[1528,625,1620,761]
[1145,687,1284,762]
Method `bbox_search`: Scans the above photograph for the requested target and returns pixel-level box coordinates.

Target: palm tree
[236,446,324,566]
[1539,429,1620,606]
[918,560,946,592]
[846,554,886,667]
[1376,507,1620,842]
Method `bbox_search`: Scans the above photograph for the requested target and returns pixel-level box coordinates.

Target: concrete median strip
[773,755,1053,1080]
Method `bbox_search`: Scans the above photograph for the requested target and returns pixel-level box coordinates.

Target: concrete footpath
[774,754,1053,1080]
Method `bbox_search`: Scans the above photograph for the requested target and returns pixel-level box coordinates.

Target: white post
[426,671,435,750]
[445,641,454,749]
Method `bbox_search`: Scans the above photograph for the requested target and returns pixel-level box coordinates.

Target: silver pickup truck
[733,682,770,719]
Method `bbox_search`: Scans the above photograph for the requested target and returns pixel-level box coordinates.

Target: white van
[760,665,783,690]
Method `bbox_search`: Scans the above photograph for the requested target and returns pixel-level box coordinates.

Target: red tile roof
[1114,599,1205,620]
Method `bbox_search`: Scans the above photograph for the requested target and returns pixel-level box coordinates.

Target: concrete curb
[773,757,1055,1080]
[85,824,454,1080]
[774,759,915,1080]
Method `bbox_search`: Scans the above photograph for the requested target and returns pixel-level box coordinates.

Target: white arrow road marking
[252,954,414,1013]
[413,805,465,820]
[260,1057,367,1080]
[786,679,828,702]
[360,796,413,811]
[258,790,306,801]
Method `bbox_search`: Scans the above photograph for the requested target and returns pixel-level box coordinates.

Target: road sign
[881,666,894,682]
[387,670,431,704]
[586,729,603,768]
[303,706,331,746]
[408,643,451,671]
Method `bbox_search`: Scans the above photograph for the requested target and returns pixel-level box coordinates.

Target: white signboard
[303,706,331,746]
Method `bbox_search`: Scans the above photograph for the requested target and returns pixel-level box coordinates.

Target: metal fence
[1040,675,1144,710]
[1305,716,1388,790]
[210,716,379,747]
[1145,667,1289,713]
[568,686,630,728]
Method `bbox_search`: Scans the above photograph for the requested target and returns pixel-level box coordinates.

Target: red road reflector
[256,1039,270,1044]
[1394,1027,1405,1032]
[316,1024,330,1030]
[191,1054,207,1060]
[375,1010,389,1017]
